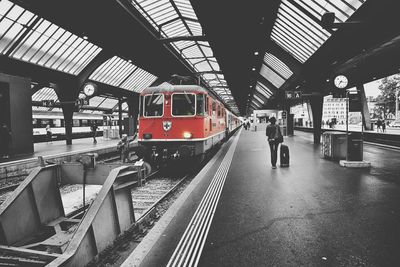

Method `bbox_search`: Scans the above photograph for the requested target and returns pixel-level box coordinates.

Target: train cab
[138,84,228,161]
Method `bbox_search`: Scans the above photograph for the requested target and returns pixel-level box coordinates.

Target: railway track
[87,170,193,267]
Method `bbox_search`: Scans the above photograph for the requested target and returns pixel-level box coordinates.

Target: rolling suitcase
[280,144,289,167]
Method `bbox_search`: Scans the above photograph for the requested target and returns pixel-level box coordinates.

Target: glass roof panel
[98,98,118,109]
[2,1,103,75]
[32,87,58,101]
[263,53,293,79]
[0,1,37,54]
[120,68,158,92]
[260,64,286,88]
[257,81,274,95]
[129,0,238,112]
[270,0,366,63]
[88,96,106,108]
[251,99,262,108]
[256,83,272,99]
[89,56,157,92]
[253,94,265,104]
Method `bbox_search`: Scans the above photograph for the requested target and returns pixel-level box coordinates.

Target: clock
[83,82,97,97]
[334,75,348,89]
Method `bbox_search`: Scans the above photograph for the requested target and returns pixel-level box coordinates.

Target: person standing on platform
[376,118,382,132]
[266,117,283,169]
[382,120,386,133]
[0,123,11,160]
[90,122,98,144]
[246,121,250,130]
[46,124,52,143]
[117,134,130,163]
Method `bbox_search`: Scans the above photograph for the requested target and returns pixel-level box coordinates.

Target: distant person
[0,123,11,160]
[376,118,382,132]
[265,117,283,169]
[243,121,247,130]
[90,122,98,144]
[46,124,52,143]
[382,120,386,133]
[117,134,130,163]
[246,121,250,130]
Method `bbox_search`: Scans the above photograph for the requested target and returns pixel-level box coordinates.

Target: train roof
[141,84,208,95]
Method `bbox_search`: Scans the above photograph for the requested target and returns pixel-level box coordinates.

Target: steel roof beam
[159,35,207,43]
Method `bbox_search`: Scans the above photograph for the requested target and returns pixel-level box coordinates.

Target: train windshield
[172,93,196,116]
[144,94,164,117]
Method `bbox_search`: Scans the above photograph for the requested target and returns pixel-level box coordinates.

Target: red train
[137,84,241,162]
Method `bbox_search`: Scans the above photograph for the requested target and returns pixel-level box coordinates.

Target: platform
[0,137,124,179]
[123,125,400,267]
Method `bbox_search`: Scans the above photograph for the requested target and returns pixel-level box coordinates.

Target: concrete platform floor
[126,126,400,267]
[0,137,119,164]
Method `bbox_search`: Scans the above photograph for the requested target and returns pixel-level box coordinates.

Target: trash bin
[348,132,363,161]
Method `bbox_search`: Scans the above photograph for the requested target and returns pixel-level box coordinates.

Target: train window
[41,119,52,127]
[172,93,196,116]
[212,101,216,116]
[196,94,205,115]
[144,94,164,117]
[217,105,221,117]
[53,119,61,127]
[205,96,209,113]
[73,120,80,127]
[81,120,89,127]
[139,96,143,116]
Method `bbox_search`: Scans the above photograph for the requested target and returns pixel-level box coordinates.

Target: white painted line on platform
[167,129,241,267]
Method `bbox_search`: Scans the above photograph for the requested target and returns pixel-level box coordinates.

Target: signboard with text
[285,91,302,99]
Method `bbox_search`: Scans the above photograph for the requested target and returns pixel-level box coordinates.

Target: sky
[363,80,382,97]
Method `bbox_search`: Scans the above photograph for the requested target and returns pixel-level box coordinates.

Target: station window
[172,93,195,116]
[144,93,164,117]
[196,94,205,115]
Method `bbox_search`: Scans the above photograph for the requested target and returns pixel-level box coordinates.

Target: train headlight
[183,132,192,139]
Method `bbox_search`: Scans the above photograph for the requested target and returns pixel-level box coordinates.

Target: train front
[138,85,208,163]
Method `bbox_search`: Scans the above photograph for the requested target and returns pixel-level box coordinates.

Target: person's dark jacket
[266,124,281,141]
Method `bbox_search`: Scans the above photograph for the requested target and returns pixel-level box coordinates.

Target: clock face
[83,83,96,96]
[334,75,348,89]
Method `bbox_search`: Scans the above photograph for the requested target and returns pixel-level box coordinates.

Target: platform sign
[293,91,302,99]
[285,91,302,99]
[285,91,294,99]
[42,100,55,107]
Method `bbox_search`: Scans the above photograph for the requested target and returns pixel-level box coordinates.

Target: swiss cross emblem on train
[163,121,172,131]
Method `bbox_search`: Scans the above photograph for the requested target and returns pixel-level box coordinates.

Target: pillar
[0,74,33,156]
[118,99,123,138]
[358,84,372,130]
[55,82,80,145]
[309,96,324,144]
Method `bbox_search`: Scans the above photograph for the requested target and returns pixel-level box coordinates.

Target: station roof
[2,0,400,116]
